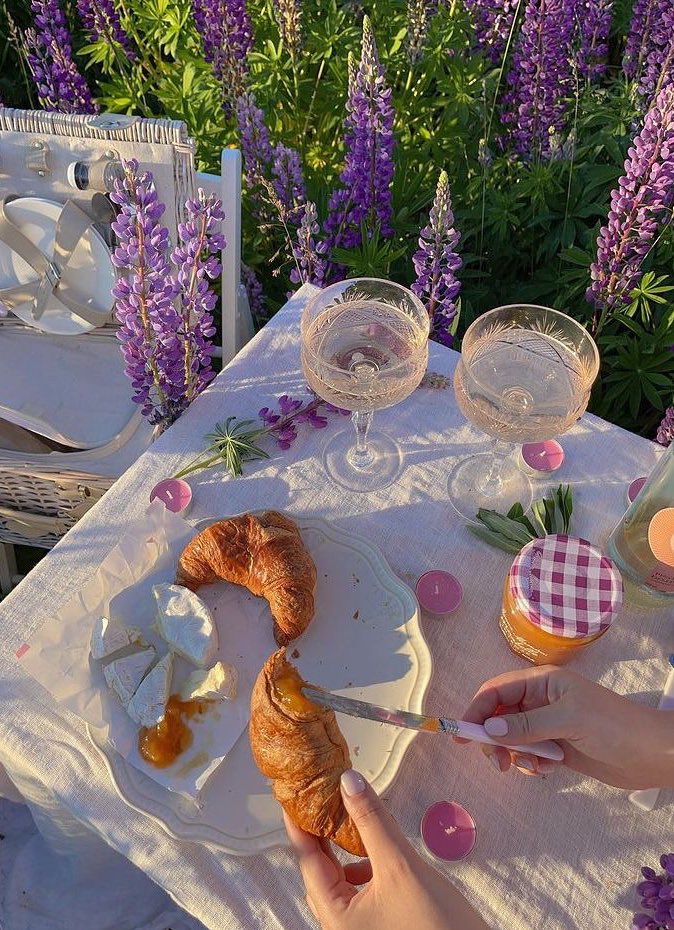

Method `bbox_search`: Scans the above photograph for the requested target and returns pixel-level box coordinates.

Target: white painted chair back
[0,110,253,593]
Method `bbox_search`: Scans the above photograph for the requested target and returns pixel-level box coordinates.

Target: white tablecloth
[1,283,672,930]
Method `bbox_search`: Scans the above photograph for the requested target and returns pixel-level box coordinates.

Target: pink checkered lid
[509,535,623,638]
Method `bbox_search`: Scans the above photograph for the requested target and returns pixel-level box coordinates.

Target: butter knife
[302,687,564,762]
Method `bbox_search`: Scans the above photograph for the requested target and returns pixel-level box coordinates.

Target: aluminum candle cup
[421,801,476,862]
[627,477,648,505]
[416,571,463,617]
[150,478,193,515]
[519,440,565,475]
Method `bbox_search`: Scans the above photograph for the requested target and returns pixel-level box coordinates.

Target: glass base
[447,452,532,520]
[322,428,403,492]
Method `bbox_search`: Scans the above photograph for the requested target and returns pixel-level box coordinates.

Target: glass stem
[349,411,375,470]
[478,438,510,496]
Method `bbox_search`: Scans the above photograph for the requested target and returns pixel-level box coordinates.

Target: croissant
[175,511,316,646]
[250,649,366,857]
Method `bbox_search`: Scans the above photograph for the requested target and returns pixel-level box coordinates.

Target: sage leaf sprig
[468,484,574,553]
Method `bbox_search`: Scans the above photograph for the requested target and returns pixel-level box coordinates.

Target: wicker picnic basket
[0,108,198,549]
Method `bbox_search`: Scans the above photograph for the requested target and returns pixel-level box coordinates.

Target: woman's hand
[285,769,488,930]
[459,665,674,789]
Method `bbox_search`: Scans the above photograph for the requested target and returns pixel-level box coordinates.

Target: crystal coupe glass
[301,278,430,492]
[448,304,600,518]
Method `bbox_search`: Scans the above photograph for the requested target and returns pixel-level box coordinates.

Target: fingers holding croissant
[250,649,366,858]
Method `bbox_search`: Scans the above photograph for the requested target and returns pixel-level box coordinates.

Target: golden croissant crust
[249,649,366,857]
[176,511,317,646]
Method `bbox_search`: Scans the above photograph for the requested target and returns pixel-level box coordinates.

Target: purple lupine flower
[405,0,438,65]
[170,189,225,407]
[411,169,462,347]
[633,855,674,930]
[325,16,396,252]
[236,91,274,187]
[24,0,97,113]
[110,163,222,428]
[573,0,612,81]
[272,0,302,56]
[500,0,577,161]
[76,0,136,61]
[623,0,659,81]
[110,160,180,425]
[241,263,267,324]
[636,1,674,110]
[587,84,674,322]
[193,0,253,109]
[290,201,328,288]
[464,0,520,65]
[657,407,674,444]
[235,92,306,220]
[272,142,307,217]
[258,393,343,450]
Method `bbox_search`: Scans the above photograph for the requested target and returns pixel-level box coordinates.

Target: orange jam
[274,667,316,715]
[139,695,212,768]
[499,534,623,666]
[499,576,604,665]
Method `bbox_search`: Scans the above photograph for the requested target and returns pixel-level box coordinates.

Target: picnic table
[0,283,670,930]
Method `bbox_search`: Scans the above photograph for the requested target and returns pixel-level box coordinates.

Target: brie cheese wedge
[90,616,145,662]
[91,617,127,661]
[179,661,238,702]
[103,647,156,706]
[127,653,174,729]
[152,584,219,667]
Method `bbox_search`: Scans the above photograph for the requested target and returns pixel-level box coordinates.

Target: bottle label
[645,563,674,593]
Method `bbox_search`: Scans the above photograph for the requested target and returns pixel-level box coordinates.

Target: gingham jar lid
[509,535,623,639]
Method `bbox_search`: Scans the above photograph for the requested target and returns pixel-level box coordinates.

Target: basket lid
[0,328,137,449]
[509,534,623,639]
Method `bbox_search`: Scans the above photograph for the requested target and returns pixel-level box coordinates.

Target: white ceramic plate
[88,515,432,855]
[0,197,115,335]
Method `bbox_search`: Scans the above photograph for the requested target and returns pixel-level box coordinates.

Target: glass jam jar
[499,535,623,665]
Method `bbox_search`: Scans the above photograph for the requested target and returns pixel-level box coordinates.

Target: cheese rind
[152,584,219,667]
[91,617,127,660]
[103,647,156,705]
[127,653,174,728]
[91,617,145,661]
[179,661,238,701]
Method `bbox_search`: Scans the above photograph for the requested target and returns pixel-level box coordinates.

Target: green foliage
[469,485,574,552]
[11,0,674,437]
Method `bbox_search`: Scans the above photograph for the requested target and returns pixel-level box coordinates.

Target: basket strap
[0,197,113,328]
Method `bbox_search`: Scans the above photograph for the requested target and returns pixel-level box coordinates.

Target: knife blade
[302,687,564,762]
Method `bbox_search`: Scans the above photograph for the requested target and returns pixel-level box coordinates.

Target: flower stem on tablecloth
[173,393,349,479]
[173,372,451,481]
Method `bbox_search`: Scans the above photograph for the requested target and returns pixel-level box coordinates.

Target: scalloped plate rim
[87,513,432,855]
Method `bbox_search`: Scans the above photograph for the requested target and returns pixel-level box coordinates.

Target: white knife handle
[628,666,674,812]
[454,720,564,762]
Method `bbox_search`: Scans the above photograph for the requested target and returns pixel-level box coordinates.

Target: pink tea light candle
[627,477,647,505]
[421,801,476,862]
[150,478,193,514]
[416,571,463,617]
[520,440,565,475]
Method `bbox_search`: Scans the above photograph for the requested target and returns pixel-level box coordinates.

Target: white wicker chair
[0,111,253,594]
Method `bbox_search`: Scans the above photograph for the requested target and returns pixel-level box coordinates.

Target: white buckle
[45,261,61,289]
